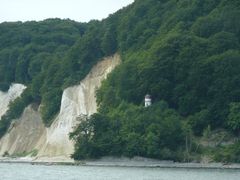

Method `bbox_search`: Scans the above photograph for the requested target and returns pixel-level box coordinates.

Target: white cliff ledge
[0,54,121,161]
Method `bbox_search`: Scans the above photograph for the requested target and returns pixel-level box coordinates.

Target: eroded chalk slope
[0,54,120,161]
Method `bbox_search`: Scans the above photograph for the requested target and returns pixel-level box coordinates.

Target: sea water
[0,163,239,180]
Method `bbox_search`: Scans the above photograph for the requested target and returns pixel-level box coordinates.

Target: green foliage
[188,110,211,136]
[213,142,240,163]
[71,101,185,160]
[228,102,240,133]
[0,19,85,135]
[71,0,240,161]
[40,88,62,126]
[101,25,117,55]
[3,151,9,157]
[0,88,32,137]
[0,18,106,131]
[0,82,9,92]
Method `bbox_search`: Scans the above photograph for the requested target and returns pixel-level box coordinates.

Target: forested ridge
[1,0,240,162]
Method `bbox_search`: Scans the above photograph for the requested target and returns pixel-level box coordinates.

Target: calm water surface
[0,163,239,180]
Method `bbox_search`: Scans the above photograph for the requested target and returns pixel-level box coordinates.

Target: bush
[213,142,240,163]
[0,83,10,92]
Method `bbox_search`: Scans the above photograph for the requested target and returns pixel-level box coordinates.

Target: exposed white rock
[36,53,121,159]
[0,84,26,119]
[0,104,45,155]
[0,54,121,160]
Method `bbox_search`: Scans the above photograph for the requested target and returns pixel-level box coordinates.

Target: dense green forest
[1,0,240,162]
[70,0,240,162]
[0,19,113,135]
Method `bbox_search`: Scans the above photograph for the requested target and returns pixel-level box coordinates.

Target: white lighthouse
[145,94,152,107]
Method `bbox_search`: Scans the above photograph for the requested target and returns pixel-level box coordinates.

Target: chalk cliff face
[0,84,26,119]
[0,105,45,155]
[36,54,120,160]
[0,54,120,160]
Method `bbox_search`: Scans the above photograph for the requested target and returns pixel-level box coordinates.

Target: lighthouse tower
[145,94,152,107]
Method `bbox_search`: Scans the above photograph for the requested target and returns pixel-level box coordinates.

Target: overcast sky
[0,0,134,23]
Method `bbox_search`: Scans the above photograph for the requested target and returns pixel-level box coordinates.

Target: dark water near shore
[0,163,240,180]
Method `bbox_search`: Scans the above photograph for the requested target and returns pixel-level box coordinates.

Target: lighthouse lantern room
[145,94,152,107]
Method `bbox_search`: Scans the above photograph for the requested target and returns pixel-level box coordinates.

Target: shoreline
[0,157,240,169]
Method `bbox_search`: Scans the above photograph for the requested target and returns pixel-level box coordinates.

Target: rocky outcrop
[0,105,45,155]
[0,54,121,160]
[0,84,26,119]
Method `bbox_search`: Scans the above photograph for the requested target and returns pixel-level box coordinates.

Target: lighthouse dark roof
[145,94,151,98]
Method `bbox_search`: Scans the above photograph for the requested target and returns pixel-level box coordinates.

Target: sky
[0,0,134,23]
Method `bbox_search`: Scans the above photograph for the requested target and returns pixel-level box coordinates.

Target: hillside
[0,55,120,160]
[0,0,240,162]
[71,0,240,162]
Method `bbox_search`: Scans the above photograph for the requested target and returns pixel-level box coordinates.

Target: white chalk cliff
[0,54,120,161]
[0,84,26,119]
[0,104,45,155]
